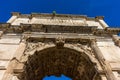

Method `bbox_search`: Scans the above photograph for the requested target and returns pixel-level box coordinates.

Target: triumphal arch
[0,12,120,80]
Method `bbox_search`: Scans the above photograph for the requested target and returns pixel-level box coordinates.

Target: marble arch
[1,13,120,80]
[18,43,100,80]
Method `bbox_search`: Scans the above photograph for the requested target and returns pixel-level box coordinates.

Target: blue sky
[43,75,71,80]
[0,0,120,27]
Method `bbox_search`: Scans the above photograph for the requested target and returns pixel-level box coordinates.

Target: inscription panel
[31,18,86,26]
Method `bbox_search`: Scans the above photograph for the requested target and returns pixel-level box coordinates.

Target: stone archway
[20,47,97,80]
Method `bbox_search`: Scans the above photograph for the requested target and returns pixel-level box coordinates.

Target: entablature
[23,33,95,45]
[0,23,97,33]
[0,23,120,35]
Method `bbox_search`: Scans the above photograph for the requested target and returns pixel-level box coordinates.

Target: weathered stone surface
[0,70,6,80]
[0,12,120,80]
[0,44,19,60]
[0,61,9,70]
[97,41,120,62]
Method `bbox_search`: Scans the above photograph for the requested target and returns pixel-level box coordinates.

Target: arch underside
[20,47,98,80]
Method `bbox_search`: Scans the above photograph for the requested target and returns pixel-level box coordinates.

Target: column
[90,40,116,80]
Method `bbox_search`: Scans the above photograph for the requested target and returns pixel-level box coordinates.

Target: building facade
[0,12,120,80]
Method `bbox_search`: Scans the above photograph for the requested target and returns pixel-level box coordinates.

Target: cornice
[10,12,104,21]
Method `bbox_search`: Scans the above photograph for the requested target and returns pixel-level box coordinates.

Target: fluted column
[90,40,116,80]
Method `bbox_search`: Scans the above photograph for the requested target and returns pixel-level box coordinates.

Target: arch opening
[20,47,97,80]
[43,74,72,80]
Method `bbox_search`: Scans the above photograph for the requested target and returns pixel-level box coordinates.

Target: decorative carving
[25,42,43,52]
[19,47,97,80]
[56,37,65,48]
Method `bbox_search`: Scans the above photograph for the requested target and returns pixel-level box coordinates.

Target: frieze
[25,35,95,45]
